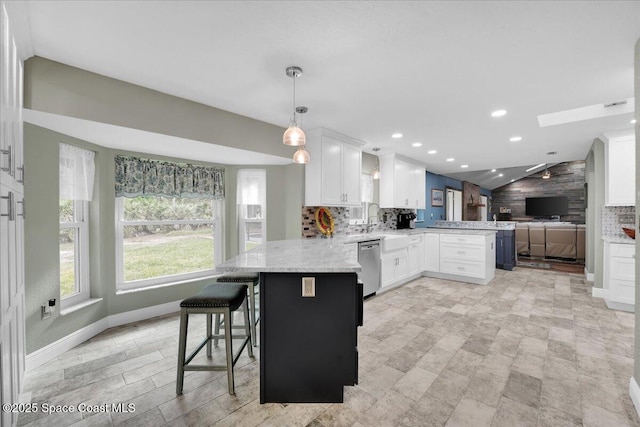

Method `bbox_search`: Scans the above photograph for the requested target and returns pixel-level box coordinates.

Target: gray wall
[23,57,306,353]
[24,57,291,159]
[584,140,605,288]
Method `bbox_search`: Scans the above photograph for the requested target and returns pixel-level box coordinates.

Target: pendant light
[283,66,306,146]
[542,164,551,179]
[292,106,310,164]
[372,148,381,179]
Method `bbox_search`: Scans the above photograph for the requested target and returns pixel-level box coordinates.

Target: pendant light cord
[292,75,297,125]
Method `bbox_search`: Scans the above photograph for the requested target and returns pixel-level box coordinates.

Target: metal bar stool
[216,273,259,346]
[176,282,253,395]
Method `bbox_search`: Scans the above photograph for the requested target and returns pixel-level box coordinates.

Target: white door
[479,196,488,221]
[394,160,410,207]
[424,233,440,272]
[446,189,462,221]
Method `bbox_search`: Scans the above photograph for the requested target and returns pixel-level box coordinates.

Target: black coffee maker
[397,213,416,229]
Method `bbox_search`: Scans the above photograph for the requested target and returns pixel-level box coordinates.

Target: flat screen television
[525,196,568,217]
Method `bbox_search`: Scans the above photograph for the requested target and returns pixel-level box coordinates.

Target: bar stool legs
[176,284,253,396]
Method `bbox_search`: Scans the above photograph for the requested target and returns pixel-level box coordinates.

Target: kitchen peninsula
[216,239,363,404]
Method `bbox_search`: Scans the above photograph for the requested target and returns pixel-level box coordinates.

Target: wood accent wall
[491,161,586,224]
[462,181,481,220]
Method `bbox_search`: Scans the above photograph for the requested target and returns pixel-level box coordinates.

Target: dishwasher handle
[359,244,379,250]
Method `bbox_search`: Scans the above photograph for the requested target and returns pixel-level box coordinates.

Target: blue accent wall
[416,171,491,227]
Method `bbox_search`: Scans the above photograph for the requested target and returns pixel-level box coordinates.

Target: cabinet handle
[345,193,348,203]
[457,251,465,255]
[457,266,465,271]
[1,191,14,221]
[0,147,12,174]
[17,165,24,183]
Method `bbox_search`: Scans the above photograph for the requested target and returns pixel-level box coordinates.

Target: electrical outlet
[302,277,315,297]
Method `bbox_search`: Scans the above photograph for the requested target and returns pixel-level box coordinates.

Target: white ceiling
[20,1,640,189]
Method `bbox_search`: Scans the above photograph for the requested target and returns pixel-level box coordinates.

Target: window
[59,199,89,308]
[349,174,374,225]
[116,196,222,290]
[114,155,225,290]
[237,169,266,253]
[59,143,95,309]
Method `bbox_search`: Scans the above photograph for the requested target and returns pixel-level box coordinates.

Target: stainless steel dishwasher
[358,240,381,297]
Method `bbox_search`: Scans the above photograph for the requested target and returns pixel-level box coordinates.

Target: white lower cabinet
[424,233,440,272]
[381,249,408,288]
[407,235,423,276]
[604,242,635,311]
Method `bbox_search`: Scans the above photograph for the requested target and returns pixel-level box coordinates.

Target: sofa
[515,222,584,261]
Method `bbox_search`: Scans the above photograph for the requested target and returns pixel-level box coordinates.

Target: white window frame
[237,169,266,253]
[115,197,223,291]
[349,173,374,225]
[60,200,90,309]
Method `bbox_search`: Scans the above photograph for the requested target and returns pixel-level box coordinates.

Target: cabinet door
[414,167,426,209]
[606,134,635,206]
[395,250,409,281]
[424,233,440,272]
[393,160,410,207]
[407,243,421,276]
[381,255,397,288]
[321,136,343,205]
[342,143,361,206]
[495,231,504,268]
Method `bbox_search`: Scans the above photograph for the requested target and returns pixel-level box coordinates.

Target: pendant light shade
[293,146,311,164]
[283,66,305,147]
[283,124,306,146]
[372,147,381,179]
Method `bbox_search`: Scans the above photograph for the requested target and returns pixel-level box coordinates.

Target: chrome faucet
[366,203,380,233]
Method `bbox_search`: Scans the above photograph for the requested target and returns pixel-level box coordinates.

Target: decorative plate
[622,227,635,239]
[315,207,334,236]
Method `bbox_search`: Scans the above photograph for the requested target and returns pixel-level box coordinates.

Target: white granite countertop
[602,235,635,244]
[216,238,362,273]
[432,220,516,230]
[422,228,497,236]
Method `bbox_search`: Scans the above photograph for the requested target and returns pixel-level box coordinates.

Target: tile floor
[19,268,640,426]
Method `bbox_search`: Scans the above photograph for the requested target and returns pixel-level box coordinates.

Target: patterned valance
[115,155,225,199]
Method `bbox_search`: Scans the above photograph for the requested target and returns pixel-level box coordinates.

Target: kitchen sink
[381,234,409,252]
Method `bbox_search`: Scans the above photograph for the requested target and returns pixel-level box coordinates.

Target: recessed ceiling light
[498,173,504,177]
[525,163,546,172]
[446,158,455,162]
[491,109,507,117]
[511,179,515,182]
[509,136,522,142]
[392,133,403,139]
[632,119,637,124]
[461,165,469,168]
[491,169,497,173]
[412,142,422,147]
[427,150,437,154]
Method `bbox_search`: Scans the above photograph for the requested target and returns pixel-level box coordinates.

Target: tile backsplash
[601,206,635,238]
[301,206,414,238]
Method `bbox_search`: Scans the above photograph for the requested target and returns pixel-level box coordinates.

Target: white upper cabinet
[379,153,426,209]
[604,132,635,206]
[305,128,364,207]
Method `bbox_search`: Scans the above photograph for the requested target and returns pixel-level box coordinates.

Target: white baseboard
[605,298,634,313]
[630,377,640,418]
[584,267,594,282]
[592,287,609,299]
[25,318,108,372]
[26,299,182,371]
[108,299,181,328]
